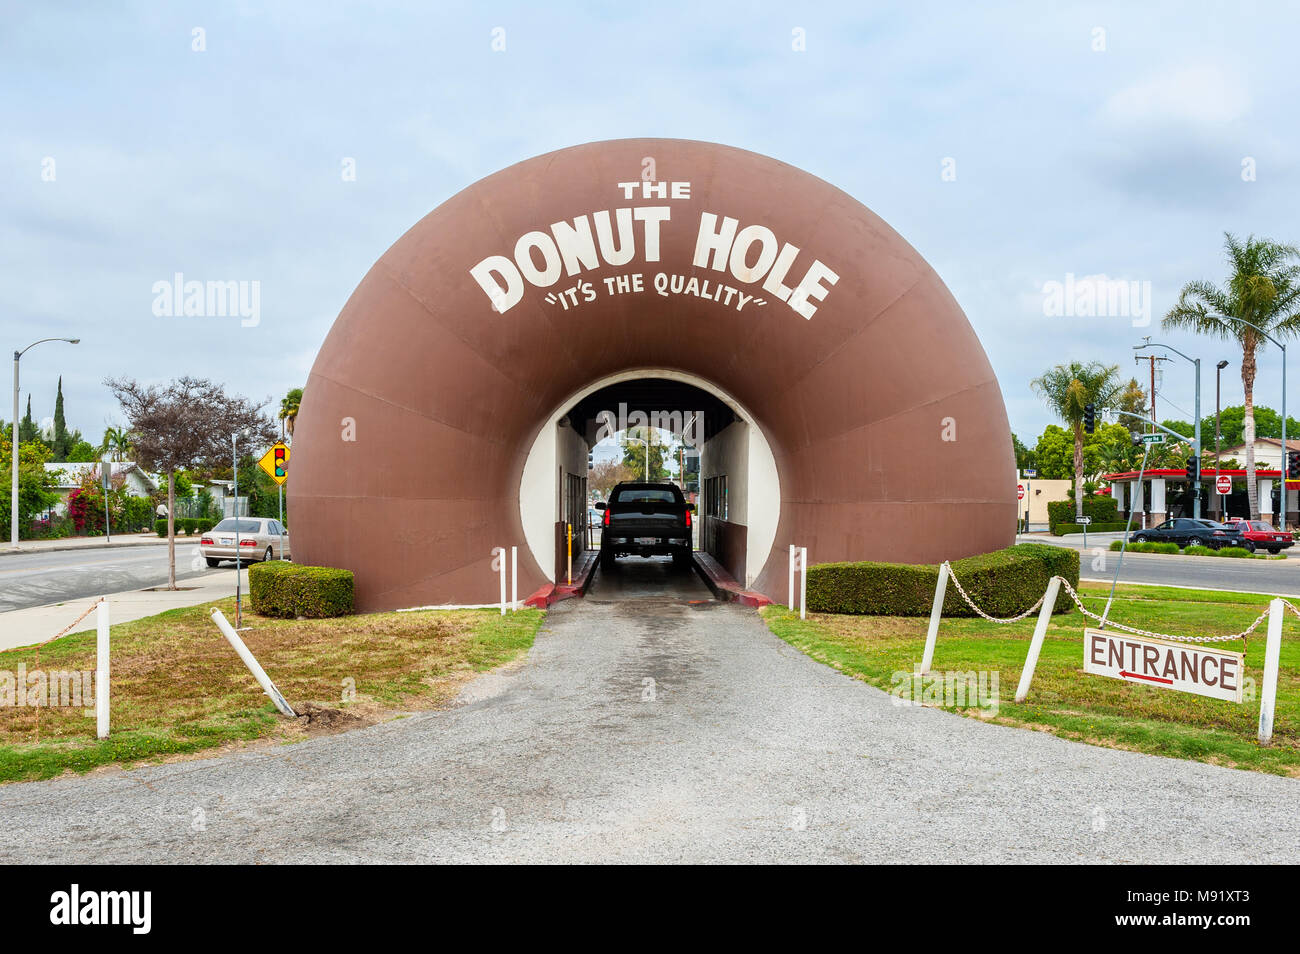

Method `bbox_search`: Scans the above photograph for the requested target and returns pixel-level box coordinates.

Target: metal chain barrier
[945,563,1049,624]
[946,564,1279,646]
[1059,577,1264,646]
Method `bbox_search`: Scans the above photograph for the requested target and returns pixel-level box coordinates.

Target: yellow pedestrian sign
[259,442,290,485]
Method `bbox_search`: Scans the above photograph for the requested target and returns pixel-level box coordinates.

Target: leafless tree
[105,376,277,588]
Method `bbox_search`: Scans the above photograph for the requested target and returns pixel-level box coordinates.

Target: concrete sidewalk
[0,532,165,557]
[0,567,247,652]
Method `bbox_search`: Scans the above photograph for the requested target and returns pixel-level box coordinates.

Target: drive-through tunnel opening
[518,369,781,598]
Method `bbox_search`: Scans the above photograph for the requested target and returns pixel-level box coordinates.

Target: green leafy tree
[52,376,69,461]
[18,395,40,445]
[0,437,60,540]
[65,440,99,463]
[105,376,277,588]
[1012,433,1037,472]
[1163,233,1300,519]
[99,425,134,462]
[1030,361,1122,516]
[1118,377,1148,435]
[620,427,671,480]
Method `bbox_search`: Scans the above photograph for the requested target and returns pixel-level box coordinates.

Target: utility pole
[1134,352,1171,430]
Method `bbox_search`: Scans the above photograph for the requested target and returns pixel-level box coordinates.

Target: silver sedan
[200,517,291,567]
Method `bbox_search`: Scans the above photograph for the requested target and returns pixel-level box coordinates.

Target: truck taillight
[603,509,611,528]
[685,509,691,528]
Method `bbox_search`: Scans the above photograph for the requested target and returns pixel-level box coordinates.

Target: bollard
[1014,577,1062,703]
[210,608,296,717]
[799,547,808,620]
[511,546,518,611]
[95,598,109,739]
[919,562,950,675]
[1258,599,1283,745]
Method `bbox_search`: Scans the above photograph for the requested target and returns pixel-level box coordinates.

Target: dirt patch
[292,701,367,735]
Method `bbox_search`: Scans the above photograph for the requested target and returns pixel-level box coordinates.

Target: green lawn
[762,581,1300,776]
[0,599,545,784]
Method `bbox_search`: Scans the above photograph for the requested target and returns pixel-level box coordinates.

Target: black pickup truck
[596,482,694,570]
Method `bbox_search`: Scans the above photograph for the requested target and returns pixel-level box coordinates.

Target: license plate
[635,537,657,545]
[220,537,233,545]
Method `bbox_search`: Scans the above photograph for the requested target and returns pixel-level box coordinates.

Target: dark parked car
[1130,518,1254,551]
[1224,518,1294,554]
[597,482,693,570]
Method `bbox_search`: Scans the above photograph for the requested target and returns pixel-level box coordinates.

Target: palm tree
[1162,234,1300,520]
[99,425,134,462]
[1031,361,1122,517]
[278,387,304,439]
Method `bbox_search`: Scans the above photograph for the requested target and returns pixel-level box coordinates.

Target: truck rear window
[612,488,679,505]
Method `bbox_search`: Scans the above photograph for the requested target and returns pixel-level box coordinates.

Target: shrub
[249,562,354,619]
[155,519,168,537]
[1183,545,1215,556]
[804,543,1078,617]
[1217,546,1254,559]
[1047,495,1120,534]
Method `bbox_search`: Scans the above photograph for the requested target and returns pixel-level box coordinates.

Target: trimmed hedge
[249,561,354,619]
[1054,521,1129,535]
[804,543,1078,617]
[1047,495,1119,534]
[155,517,217,537]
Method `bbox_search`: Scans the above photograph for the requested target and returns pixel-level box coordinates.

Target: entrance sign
[1216,474,1232,495]
[1083,628,1244,702]
[258,442,290,485]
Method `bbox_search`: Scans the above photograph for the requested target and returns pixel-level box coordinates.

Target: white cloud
[1102,65,1250,127]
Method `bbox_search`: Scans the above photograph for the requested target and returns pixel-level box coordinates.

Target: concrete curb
[0,536,165,557]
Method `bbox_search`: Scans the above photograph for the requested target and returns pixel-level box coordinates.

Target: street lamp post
[11,337,79,547]
[1219,316,1287,525]
[1134,342,1201,519]
[1216,360,1230,517]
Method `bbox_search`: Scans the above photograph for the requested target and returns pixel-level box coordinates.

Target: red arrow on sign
[1120,670,1173,685]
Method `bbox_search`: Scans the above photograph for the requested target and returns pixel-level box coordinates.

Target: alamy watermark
[890,666,1000,715]
[594,402,704,448]
[151,273,261,327]
[1041,273,1151,327]
[0,665,95,709]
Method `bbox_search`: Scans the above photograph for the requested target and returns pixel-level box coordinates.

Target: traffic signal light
[588,452,594,471]
[1185,455,1199,481]
[274,445,287,479]
[1083,403,1096,434]
[1288,451,1300,480]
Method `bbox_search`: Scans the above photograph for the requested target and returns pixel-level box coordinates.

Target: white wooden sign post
[210,608,296,717]
[95,598,109,739]
[788,545,807,618]
[1013,577,1062,702]
[919,562,950,675]
[1259,599,1283,744]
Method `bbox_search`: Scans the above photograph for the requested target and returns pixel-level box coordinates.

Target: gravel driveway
[2,560,1296,864]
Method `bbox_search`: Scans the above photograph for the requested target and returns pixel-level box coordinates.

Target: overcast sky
[3,1,1297,452]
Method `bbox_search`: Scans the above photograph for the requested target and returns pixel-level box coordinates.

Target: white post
[210,608,296,717]
[95,598,109,739]
[511,546,518,611]
[1014,576,1062,703]
[499,547,507,616]
[799,547,807,619]
[788,544,795,609]
[920,562,950,675]
[1258,598,1283,744]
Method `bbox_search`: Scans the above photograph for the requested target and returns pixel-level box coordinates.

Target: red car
[1226,518,1294,554]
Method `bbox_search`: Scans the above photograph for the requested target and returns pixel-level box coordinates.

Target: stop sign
[1017,484,1026,501]
[1216,474,1232,495]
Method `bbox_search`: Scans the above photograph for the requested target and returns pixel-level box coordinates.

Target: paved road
[1019,535,1300,596]
[2,556,1295,864]
[0,543,219,613]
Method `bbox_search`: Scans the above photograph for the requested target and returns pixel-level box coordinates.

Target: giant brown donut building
[290,138,1016,610]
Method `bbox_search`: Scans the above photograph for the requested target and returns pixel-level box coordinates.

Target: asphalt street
[0,543,219,613]
[1019,534,1300,596]
[2,555,1294,864]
